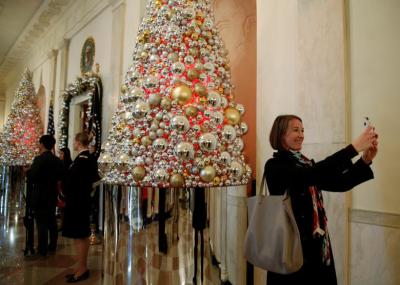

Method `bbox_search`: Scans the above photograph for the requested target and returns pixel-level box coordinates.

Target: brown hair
[75,132,90,147]
[269,115,302,151]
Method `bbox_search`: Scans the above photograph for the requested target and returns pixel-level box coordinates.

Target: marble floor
[0,200,220,284]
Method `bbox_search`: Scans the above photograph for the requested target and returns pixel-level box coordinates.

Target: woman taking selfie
[264,115,378,285]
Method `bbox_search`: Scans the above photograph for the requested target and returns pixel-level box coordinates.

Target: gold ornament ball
[189,47,199,57]
[132,166,146,182]
[160,97,172,110]
[141,51,148,59]
[172,85,192,105]
[116,122,126,131]
[137,35,145,43]
[191,32,199,40]
[187,69,199,81]
[213,176,221,186]
[194,83,207,97]
[141,136,152,147]
[200,166,216,182]
[121,85,127,94]
[196,11,204,19]
[168,53,179,62]
[155,0,162,8]
[166,10,173,20]
[224,107,241,125]
[170,173,185,187]
[185,106,198,117]
[143,30,151,37]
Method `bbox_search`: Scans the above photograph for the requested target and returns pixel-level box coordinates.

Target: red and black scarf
[291,151,332,266]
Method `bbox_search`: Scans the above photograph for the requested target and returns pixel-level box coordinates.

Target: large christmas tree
[99,0,251,187]
[0,68,43,166]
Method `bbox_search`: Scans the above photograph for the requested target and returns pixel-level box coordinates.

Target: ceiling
[0,0,45,66]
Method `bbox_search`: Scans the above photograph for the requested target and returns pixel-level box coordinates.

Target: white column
[257,1,347,284]
[104,0,126,142]
[209,187,221,262]
[227,185,248,285]
[50,49,58,97]
[47,49,58,131]
[54,38,70,146]
[219,187,228,281]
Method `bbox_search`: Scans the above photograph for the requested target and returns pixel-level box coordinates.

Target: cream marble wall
[256,0,347,284]
[347,1,400,283]
[67,6,113,143]
[348,0,400,215]
[350,210,400,285]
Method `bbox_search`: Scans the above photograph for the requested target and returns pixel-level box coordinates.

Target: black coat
[264,145,374,285]
[62,150,99,239]
[27,151,64,211]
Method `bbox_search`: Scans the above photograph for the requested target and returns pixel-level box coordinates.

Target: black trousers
[35,207,58,255]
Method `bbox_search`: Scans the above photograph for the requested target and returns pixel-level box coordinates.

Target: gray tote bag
[243,173,303,274]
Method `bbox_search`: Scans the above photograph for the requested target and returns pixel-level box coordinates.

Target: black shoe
[66,270,90,283]
[65,273,75,279]
[48,244,57,252]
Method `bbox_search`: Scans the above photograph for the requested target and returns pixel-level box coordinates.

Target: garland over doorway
[58,70,102,159]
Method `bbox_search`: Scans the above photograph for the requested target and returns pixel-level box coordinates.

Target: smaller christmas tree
[0,68,43,166]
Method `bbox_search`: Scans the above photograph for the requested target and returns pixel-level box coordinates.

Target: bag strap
[260,171,289,198]
[259,172,270,197]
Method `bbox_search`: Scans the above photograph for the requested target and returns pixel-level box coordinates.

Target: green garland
[58,73,102,158]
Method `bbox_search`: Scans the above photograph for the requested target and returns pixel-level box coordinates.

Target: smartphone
[363,116,371,129]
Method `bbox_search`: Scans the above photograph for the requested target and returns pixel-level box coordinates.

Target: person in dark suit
[63,132,99,283]
[264,115,378,285]
[57,147,73,229]
[27,135,64,256]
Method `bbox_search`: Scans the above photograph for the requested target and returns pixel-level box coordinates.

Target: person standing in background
[57,147,73,230]
[27,135,64,256]
[59,147,73,169]
[62,132,99,283]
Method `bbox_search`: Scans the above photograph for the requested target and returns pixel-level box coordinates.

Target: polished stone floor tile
[0,191,220,284]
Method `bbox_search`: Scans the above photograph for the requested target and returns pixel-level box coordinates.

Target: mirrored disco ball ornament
[199,133,217,152]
